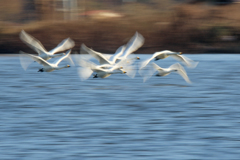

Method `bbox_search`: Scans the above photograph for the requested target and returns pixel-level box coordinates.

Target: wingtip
[20,29,25,33]
[66,49,72,54]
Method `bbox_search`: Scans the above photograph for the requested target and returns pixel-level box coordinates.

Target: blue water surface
[0,54,240,160]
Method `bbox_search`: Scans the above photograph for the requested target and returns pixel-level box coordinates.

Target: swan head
[179,52,182,55]
[38,68,44,72]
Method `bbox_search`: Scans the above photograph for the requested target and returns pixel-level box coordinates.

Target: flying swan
[20,30,75,61]
[139,50,198,70]
[20,49,72,72]
[141,62,191,83]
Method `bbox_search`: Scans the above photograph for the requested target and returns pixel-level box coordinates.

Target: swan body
[77,58,126,80]
[142,62,191,83]
[20,30,75,61]
[139,50,198,70]
[20,50,72,72]
[80,44,136,78]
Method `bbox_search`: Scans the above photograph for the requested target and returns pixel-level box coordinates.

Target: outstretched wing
[19,30,48,55]
[76,56,95,68]
[139,52,164,70]
[77,67,93,81]
[19,51,34,70]
[49,38,75,55]
[124,64,137,79]
[81,44,110,65]
[171,55,198,68]
[139,62,158,82]
[109,45,126,63]
[53,49,71,66]
[169,63,191,83]
[24,53,51,67]
[122,32,144,59]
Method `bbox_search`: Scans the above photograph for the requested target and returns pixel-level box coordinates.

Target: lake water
[0,54,240,159]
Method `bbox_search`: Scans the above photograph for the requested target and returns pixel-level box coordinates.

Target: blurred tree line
[0,0,239,53]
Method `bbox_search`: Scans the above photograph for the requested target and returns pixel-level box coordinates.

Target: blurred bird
[20,30,75,61]
[139,50,198,70]
[76,58,127,80]
[20,50,72,72]
[140,62,191,83]
[81,32,144,64]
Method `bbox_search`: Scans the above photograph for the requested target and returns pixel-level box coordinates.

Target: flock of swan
[19,30,198,83]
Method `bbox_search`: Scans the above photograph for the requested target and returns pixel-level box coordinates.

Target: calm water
[0,54,240,160]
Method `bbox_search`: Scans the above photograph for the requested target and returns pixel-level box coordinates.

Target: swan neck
[57,65,69,70]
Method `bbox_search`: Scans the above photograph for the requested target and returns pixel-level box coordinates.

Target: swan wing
[102,54,112,60]
[24,53,51,67]
[139,56,154,70]
[171,55,198,68]
[122,32,144,58]
[151,62,163,70]
[139,62,158,82]
[116,56,136,68]
[49,38,75,55]
[77,67,93,81]
[19,51,34,70]
[144,63,159,82]
[169,63,191,83]
[66,54,75,66]
[139,52,164,69]
[124,64,137,79]
[75,57,100,72]
[109,45,126,63]
[19,30,48,55]
[53,49,71,66]
[81,44,110,65]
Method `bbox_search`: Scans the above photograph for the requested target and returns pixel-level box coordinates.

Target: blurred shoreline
[0,1,240,54]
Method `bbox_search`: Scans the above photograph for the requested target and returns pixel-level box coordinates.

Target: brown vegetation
[0,1,240,53]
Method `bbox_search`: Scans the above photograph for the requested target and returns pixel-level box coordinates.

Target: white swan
[141,62,191,83]
[80,32,144,65]
[139,50,198,70]
[20,30,75,61]
[20,50,72,72]
[77,58,126,80]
